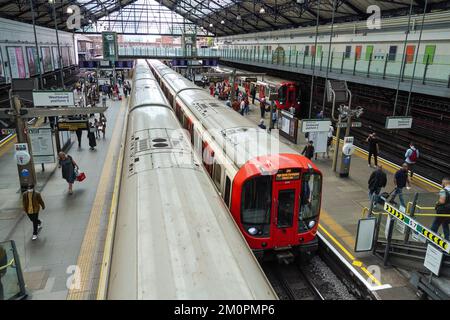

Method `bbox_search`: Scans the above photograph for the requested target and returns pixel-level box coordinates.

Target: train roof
[150,60,301,169]
[107,61,276,300]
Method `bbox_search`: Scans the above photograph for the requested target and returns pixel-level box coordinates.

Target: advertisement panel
[52,46,60,69]
[29,127,55,164]
[7,46,26,79]
[41,46,53,72]
[26,47,40,76]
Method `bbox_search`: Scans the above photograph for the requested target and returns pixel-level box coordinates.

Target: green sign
[102,32,118,61]
[384,202,450,253]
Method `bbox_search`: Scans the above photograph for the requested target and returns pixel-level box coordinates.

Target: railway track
[263,256,356,300]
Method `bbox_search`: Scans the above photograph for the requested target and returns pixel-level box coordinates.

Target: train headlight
[308,220,315,229]
[248,227,258,235]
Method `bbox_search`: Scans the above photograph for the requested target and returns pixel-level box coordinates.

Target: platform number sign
[102,32,118,61]
[384,202,450,253]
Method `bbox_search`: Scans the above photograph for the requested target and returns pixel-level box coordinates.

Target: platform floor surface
[0,93,126,300]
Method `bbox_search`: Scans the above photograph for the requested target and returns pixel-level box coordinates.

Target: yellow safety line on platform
[67,101,125,300]
[96,104,129,300]
[0,134,16,153]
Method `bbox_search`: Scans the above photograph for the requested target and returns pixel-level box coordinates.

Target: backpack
[436,190,450,214]
[409,149,418,162]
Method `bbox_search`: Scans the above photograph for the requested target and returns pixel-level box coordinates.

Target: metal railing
[219,48,450,86]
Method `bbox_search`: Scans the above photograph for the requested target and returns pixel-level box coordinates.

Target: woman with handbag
[58,152,79,195]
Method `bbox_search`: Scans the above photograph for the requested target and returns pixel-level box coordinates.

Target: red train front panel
[230,154,322,254]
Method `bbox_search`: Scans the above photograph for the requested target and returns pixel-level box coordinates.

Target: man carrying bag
[431,177,450,240]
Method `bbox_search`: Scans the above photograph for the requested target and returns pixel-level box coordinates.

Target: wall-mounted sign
[300,119,331,133]
[385,116,413,129]
[33,91,74,106]
[337,121,362,128]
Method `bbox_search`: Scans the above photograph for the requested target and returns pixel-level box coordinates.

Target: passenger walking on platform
[368,165,387,209]
[0,245,6,299]
[58,152,79,195]
[431,177,450,240]
[405,142,419,178]
[327,125,334,158]
[87,123,97,150]
[390,163,411,208]
[240,99,245,116]
[94,118,100,139]
[100,114,107,139]
[366,132,379,167]
[244,97,250,115]
[251,86,256,105]
[301,141,315,160]
[75,128,83,148]
[22,186,45,240]
[260,98,266,119]
[271,108,278,128]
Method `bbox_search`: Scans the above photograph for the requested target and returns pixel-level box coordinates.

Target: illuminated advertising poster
[62,47,70,67]
[41,47,53,72]
[52,46,60,69]
[7,46,26,78]
[26,47,40,76]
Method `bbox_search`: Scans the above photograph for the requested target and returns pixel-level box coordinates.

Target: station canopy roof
[1,0,450,36]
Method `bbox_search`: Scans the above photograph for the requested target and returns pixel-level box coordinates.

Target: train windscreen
[298,172,322,232]
[241,176,272,225]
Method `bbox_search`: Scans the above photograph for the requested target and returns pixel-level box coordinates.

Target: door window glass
[277,189,295,228]
[298,172,322,232]
[241,176,272,224]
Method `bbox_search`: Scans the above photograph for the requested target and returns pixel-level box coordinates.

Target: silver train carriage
[106,60,276,299]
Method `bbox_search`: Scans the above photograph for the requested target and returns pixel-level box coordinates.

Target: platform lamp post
[49,0,65,88]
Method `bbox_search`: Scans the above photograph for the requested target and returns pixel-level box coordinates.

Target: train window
[224,176,231,207]
[345,46,351,59]
[213,162,222,189]
[423,45,436,64]
[278,86,287,104]
[241,176,272,225]
[298,172,322,232]
[388,46,397,62]
[277,189,295,228]
[304,46,309,57]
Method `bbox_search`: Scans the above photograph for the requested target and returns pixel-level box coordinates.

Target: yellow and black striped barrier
[383,202,449,253]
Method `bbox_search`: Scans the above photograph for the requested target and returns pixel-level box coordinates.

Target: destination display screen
[275,168,300,181]
[57,121,89,131]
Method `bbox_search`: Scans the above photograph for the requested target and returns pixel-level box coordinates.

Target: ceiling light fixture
[209,23,213,27]
[66,7,73,14]
[259,7,265,14]
[236,15,241,20]
[221,20,225,24]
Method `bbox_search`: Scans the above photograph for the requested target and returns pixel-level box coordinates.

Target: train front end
[231,154,322,262]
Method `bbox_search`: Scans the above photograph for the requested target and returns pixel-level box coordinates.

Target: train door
[202,141,214,176]
[286,84,297,109]
[271,180,299,248]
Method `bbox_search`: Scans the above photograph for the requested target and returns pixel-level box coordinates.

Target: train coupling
[275,251,295,264]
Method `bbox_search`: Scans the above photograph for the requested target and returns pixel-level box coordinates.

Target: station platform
[0,93,126,300]
[204,90,445,300]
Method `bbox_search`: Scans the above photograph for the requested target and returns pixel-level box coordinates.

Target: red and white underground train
[147,59,322,260]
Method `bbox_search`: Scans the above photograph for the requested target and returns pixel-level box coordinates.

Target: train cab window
[241,176,272,225]
[277,189,295,228]
[213,162,222,189]
[224,176,231,207]
[298,172,322,232]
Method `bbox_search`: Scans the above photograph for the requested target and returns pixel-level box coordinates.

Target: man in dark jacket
[368,165,387,208]
[301,141,315,160]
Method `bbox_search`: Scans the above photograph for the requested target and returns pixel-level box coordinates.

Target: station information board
[102,32,118,61]
[384,202,450,253]
[57,120,89,131]
[33,90,74,107]
[276,168,300,181]
[29,127,55,164]
[300,119,331,133]
[385,116,413,129]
